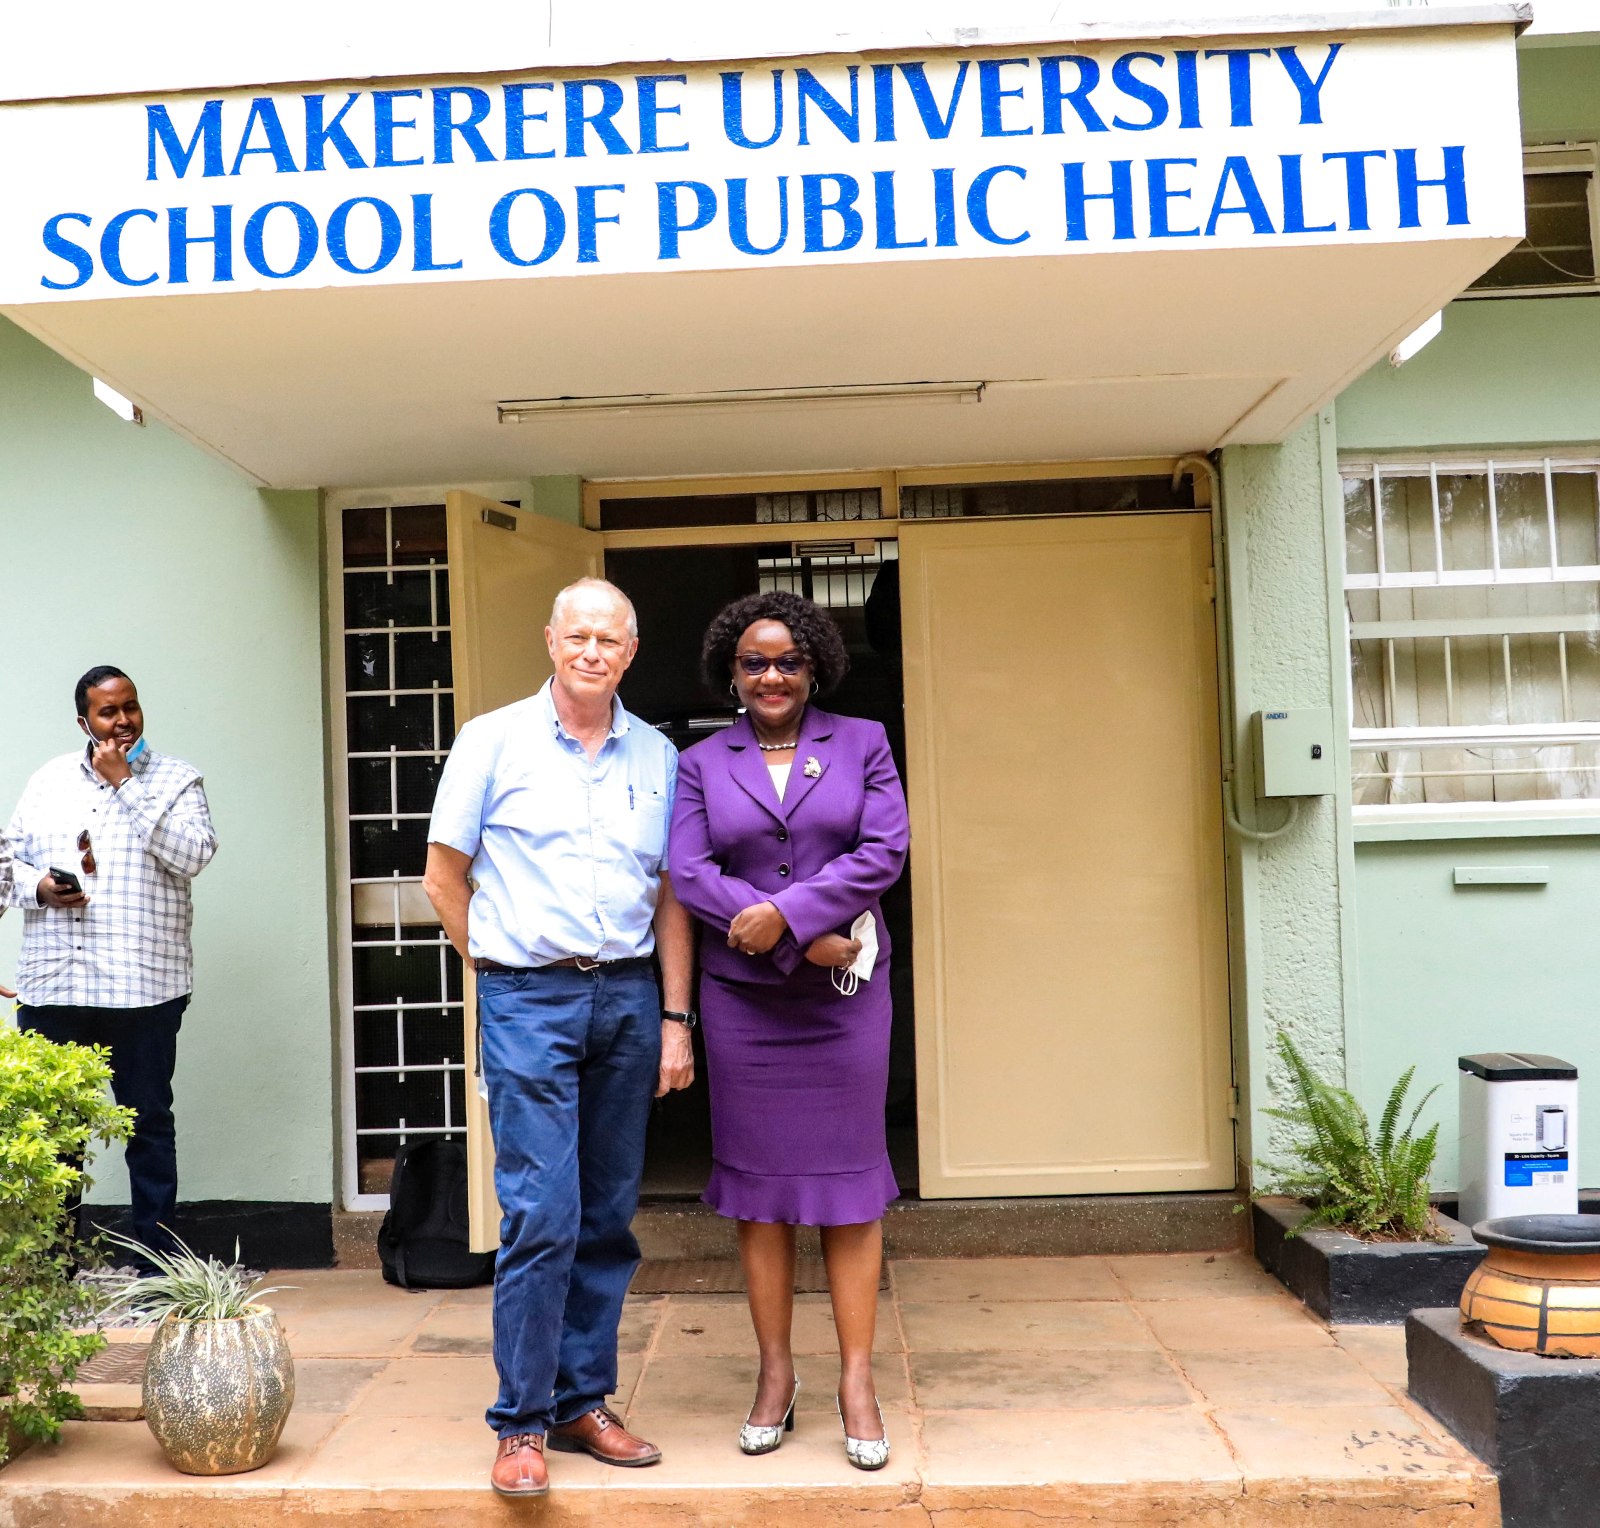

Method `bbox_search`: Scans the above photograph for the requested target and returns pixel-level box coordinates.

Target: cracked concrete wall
[1219,414,1359,1176]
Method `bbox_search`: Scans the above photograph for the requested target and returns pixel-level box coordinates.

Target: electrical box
[1458,1053,1579,1228]
[1252,707,1336,797]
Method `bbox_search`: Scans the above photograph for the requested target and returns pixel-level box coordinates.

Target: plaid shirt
[4,745,218,1008]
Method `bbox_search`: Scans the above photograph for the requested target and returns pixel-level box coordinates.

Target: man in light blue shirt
[424,577,694,1498]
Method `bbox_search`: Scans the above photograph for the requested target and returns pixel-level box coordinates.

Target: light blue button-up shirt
[427,680,677,967]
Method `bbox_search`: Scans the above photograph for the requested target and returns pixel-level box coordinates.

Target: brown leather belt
[475,956,652,975]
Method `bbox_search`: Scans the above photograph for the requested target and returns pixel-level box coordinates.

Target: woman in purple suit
[668,591,909,1471]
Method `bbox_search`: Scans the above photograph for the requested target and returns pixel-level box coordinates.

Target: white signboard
[0,27,1523,302]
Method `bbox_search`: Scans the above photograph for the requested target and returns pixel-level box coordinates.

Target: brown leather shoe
[490,1433,548,1496]
[547,1405,662,1467]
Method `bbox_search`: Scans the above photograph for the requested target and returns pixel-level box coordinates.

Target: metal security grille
[1344,458,1600,806]
[340,504,466,1195]
[758,539,897,608]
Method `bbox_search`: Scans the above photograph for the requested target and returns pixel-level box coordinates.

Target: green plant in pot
[1257,1031,1446,1242]
[0,1025,135,1465]
[103,1233,295,1476]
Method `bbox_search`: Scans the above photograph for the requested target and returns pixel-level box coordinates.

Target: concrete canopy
[6,233,1512,489]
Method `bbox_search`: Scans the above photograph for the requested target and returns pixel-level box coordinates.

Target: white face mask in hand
[833,911,879,997]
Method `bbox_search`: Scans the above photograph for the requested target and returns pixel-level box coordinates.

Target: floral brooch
[803,756,822,779]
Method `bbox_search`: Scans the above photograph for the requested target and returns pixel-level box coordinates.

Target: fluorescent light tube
[93,378,144,425]
[498,380,984,423]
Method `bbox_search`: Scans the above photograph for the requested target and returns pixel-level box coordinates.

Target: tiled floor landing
[0,1252,1497,1527]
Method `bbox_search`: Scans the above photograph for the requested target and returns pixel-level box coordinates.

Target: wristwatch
[662,1009,699,1029]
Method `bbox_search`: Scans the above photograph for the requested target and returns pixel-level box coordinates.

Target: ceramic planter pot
[142,1306,295,1474]
[1460,1214,1600,1358]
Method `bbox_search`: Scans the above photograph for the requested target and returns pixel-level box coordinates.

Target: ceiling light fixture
[498,380,985,424]
[92,378,144,425]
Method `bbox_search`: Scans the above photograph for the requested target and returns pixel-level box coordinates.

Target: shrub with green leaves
[1,1024,135,1463]
[1257,1031,1444,1241]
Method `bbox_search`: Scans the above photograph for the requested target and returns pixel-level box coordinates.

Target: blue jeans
[21,996,188,1259]
[477,962,660,1438]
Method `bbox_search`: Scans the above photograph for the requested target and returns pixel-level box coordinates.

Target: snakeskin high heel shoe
[738,1376,800,1455]
[836,1394,890,1471]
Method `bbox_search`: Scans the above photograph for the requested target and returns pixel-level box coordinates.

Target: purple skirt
[700,962,899,1226]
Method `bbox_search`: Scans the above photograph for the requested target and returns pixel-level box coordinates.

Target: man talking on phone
[4,666,218,1267]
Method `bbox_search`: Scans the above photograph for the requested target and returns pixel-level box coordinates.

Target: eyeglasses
[77,830,97,876]
[735,652,808,677]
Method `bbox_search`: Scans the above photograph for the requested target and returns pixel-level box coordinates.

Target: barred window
[1344,458,1600,808]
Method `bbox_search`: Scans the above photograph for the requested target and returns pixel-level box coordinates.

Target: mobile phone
[47,867,83,896]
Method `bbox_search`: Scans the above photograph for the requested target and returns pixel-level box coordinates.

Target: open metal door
[900,512,1233,1198]
[444,490,602,1251]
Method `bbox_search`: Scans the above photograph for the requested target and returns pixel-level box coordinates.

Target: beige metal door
[444,490,603,1250]
[900,513,1233,1198]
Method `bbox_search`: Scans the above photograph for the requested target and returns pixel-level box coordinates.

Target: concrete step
[334,1192,1246,1268]
[0,1473,1498,1527]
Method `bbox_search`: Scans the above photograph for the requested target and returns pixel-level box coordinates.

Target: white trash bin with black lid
[1458,1052,1579,1228]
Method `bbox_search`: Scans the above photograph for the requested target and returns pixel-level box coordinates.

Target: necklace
[756,738,798,753]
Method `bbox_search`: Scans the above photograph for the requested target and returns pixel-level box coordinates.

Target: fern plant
[1256,1031,1444,1241]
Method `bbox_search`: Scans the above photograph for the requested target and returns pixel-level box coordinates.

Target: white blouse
[767,762,792,801]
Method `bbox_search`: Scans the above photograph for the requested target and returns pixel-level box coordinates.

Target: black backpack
[378,1140,497,1289]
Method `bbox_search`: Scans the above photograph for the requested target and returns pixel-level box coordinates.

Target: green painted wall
[1518,42,1600,144]
[0,316,335,1206]
[1352,835,1600,1191]
[1338,43,1600,453]
[1219,415,1359,1173]
[1335,298,1600,451]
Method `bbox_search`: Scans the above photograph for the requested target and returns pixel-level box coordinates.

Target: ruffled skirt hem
[702,1159,899,1227]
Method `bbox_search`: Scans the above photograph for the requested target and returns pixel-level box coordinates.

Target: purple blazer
[668,707,910,987]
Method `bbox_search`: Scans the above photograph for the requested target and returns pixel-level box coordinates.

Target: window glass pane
[1496,472,1551,569]
[342,506,387,566]
[354,1009,400,1069]
[345,633,390,691]
[396,756,447,814]
[1344,477,1377,577]
[1470,170,1596,291]
[403,1008,463,1068]
[394,632,453,689]
[390,505,448,564]
[347,694,443,751]
[352,819,431,878]
[1378,475,1430,576]
[599,489,882,529]
[347,758,392,815]
[352,931,448,1003]
[344,571,440,628]
[901,475,1189,518]
[1438,474,1492,572]
[1554,472,1600,568]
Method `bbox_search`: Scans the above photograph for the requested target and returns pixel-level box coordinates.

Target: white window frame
[326,481,526,1213]
[1344,452,1600,822]
[1460,143,1600,300]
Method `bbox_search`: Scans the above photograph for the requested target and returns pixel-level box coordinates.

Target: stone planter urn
[142,1306,295,1474]
[1460,1214,1600,1358]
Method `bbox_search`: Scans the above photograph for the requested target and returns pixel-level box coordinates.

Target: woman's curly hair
[700,590,850,698]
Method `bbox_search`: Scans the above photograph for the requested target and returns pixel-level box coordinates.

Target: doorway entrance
[376,466,1233,1247]
[603,535,917,1197]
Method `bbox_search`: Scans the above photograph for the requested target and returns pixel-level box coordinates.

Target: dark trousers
[20,996,188,1258]
[477,963,660,1437]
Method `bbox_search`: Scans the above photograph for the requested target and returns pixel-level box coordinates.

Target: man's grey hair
[549,577,639,638]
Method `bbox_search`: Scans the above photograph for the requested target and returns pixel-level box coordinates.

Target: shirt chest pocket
[620,791,669,863]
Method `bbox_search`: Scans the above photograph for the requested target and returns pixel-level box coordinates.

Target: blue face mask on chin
[87,734,147,762]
